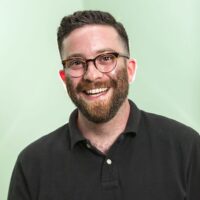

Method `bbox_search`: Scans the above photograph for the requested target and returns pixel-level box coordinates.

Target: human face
[60,25,135,123]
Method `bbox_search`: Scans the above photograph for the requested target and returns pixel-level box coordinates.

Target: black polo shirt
[8,100,200,200]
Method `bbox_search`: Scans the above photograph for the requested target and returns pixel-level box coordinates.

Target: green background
[1,0,199,199]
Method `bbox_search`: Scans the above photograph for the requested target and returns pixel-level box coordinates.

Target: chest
[30,136,187,200]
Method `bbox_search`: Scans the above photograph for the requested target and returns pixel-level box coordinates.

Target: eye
[67,59,85,69]
[98,54,115,64]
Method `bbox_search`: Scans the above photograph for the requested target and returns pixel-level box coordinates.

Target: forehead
[61,25,125,58]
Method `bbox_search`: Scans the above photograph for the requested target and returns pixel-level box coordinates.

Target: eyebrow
[66,48,116,60]
[66,54,85,60]
[95,48,116,54]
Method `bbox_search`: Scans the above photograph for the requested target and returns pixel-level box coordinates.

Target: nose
[83,60,103,81]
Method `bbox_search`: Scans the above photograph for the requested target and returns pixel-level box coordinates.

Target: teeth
[86,88,108,95]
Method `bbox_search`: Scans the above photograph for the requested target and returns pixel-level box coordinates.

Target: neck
[77,99,130,154]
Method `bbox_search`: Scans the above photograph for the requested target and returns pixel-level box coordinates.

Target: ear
[59,70,66,84]
[127,58,137,83]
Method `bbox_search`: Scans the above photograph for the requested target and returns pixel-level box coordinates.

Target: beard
[66,67,129,123]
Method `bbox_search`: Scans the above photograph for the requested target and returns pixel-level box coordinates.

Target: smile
[84,88,108,95]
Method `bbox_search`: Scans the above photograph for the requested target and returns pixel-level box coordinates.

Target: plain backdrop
[1,0,200,199]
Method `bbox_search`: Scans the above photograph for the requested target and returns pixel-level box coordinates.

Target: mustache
[76,79,117,92]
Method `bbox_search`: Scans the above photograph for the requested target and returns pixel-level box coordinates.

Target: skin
[59,25,137,154]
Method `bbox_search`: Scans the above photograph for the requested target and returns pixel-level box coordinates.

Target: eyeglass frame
[61,52,130,78]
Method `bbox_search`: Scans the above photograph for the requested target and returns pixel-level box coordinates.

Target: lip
[85,87,108,95]
[81,87,111,101]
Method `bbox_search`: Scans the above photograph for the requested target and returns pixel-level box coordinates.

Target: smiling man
[58,22,135,154]
[8,10,200,200]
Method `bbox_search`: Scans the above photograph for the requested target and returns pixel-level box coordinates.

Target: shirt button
[106,159,112,165]
[86,143,91,149]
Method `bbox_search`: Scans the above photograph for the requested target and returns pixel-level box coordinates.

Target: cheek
[67,77,81,90]
[108,65,128,80]
[107,66,120,79]
[109,70,117,76]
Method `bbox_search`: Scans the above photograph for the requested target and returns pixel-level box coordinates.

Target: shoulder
[139,110,200,143]
[138,110,200,183]
[138,110,200,166]
[18,123,70,164]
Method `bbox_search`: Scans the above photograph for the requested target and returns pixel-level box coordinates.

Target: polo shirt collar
[68,109,85,149]
[68,99,141,149]
[124,100,141,134]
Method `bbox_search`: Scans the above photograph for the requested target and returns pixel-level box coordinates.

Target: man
[8,10,200,200]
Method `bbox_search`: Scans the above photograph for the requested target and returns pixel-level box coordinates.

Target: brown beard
[66,67,129,123]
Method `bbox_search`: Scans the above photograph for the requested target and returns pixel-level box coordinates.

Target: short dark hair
[57,10,130,55]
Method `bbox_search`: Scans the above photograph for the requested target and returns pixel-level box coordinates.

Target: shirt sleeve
[187,132,200,200]
[7,156,31,200]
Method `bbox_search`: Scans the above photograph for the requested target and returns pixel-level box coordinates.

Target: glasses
[62,52,129,78]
